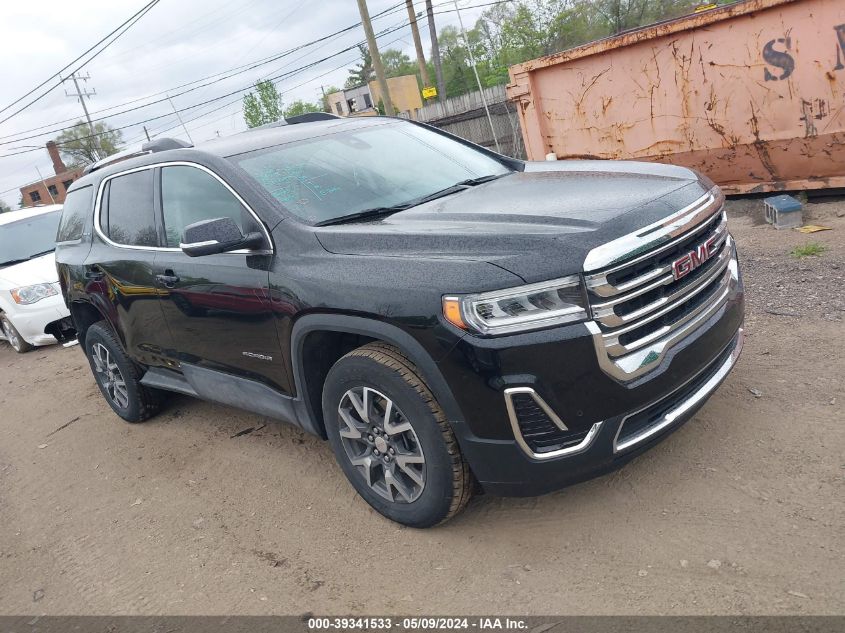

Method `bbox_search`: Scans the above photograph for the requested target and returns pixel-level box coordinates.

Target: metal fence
[403,85,525,159]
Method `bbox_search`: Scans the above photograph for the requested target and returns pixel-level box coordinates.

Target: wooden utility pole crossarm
[356,0,394,116]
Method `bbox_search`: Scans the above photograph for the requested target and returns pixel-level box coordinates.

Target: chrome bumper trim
[613,327,744,453]
[504,387,603,461]
[583,187,725,274]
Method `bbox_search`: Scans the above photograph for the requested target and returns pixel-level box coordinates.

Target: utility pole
[62,72,101,160]
[405,1,430,89]
[166,94,194,144]
[425,0,446,102]
[452,0,500,153]
[356,0,394,116]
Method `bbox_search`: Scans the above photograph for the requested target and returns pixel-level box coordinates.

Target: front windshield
[230,120,511,225]
[0,210,62,268]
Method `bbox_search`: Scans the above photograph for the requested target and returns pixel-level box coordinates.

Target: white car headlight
[443,275,589,335]
[10,283,58,305]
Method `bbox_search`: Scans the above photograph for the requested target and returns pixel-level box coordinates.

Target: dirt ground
[0,199,843,616]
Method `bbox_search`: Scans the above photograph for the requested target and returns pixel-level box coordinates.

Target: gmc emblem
[672,235,718,280]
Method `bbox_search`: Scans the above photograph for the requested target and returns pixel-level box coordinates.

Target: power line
[0,0,162,124]
[0,0,509,158]
[0,21,415,158]
[0,1,410,143]
[0,15,415,149]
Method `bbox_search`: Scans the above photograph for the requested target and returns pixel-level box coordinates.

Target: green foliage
[790,242,827,258]
[54,121,123,166]
[283,100,322,118]
[430,0,704,100]
[321,85,341,112]
[243,80,284,128]
[345,44,374,89]
[381,49,418,79]
[0,200,11,213]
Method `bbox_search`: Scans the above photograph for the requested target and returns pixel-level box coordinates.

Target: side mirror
[180,217,264,257]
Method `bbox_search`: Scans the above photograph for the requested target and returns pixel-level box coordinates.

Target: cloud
[0,0,490,207]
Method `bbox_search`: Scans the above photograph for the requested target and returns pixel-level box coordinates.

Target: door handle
[156,271,180,289]
[84,266,104,281]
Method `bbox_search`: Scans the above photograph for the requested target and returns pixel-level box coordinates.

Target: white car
[0,204,73,353]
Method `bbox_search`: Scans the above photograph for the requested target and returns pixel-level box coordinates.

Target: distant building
[19,141,84,207]
[327,75,423,119]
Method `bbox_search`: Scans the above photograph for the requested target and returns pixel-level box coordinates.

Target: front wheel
[323,343,472,528]
[1,314,32,353]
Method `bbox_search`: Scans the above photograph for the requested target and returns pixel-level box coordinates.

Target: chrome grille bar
[583,186,735,382]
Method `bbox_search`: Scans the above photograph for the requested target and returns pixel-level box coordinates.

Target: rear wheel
[84,322,162,423]
[323,343,472,527]
[0,314,32,353]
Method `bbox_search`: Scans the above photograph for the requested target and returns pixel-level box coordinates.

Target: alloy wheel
[337,386,426,503]
[2,319,22,352]
[91,342,129,409]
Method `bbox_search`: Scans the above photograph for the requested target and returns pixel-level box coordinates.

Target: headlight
[443,275,589,335]
[10,283,58,305]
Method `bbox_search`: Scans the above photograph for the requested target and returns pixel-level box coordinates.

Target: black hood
[315,161,710,283]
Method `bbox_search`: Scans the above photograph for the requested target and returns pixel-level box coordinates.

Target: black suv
[55,115,744,527]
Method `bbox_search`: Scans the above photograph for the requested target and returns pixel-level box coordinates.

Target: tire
[322,342,472,528]
[0,314,33,353]
[84,321,162,423]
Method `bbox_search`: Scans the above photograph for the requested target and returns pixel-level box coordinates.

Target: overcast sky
[0,0,490,208]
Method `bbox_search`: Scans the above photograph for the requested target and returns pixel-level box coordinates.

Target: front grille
[510,392,590,454]
[584,189,734,381]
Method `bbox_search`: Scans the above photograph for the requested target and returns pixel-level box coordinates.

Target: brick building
[19,142,84,207]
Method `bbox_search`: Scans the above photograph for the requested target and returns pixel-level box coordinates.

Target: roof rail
[83,137,193,175]
[286,112,340,124]
[252,112,340,131]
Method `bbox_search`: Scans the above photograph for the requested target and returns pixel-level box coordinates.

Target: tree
[0,200,11,213]
[321,85,341,112]
[345,44,374,88]
[54,121,122,166]
[283,100,322,118]
[381,49,418,78]
[243,80,284,128]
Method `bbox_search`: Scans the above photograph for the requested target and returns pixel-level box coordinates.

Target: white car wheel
[1,315,33,353]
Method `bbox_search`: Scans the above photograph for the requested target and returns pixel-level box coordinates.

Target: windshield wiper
[316,184,470,227]
[28,248,56,258]
[316,176,507,227]
[453,173,507,186]
[315,205,411,227]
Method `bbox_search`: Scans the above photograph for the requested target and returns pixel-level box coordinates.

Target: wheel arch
[290,315,465,440]
[69,299,117,347]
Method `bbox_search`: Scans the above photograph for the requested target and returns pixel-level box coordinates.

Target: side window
[161,165,252,248]
[101,170,157,247]
[56,185,93,242]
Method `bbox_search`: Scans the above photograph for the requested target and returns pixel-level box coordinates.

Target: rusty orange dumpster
[507,0,845,194]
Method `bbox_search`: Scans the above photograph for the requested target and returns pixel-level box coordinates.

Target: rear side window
[56,185,93,242]
[101,170,157,247]
[160,165,252,248]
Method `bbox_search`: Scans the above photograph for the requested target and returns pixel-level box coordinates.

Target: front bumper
[1,293,71,347]
[438,253,745,496]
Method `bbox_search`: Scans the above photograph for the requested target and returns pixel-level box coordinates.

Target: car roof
[0,204,63,226]
[68,116,402,190]
[200,116,395,158]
